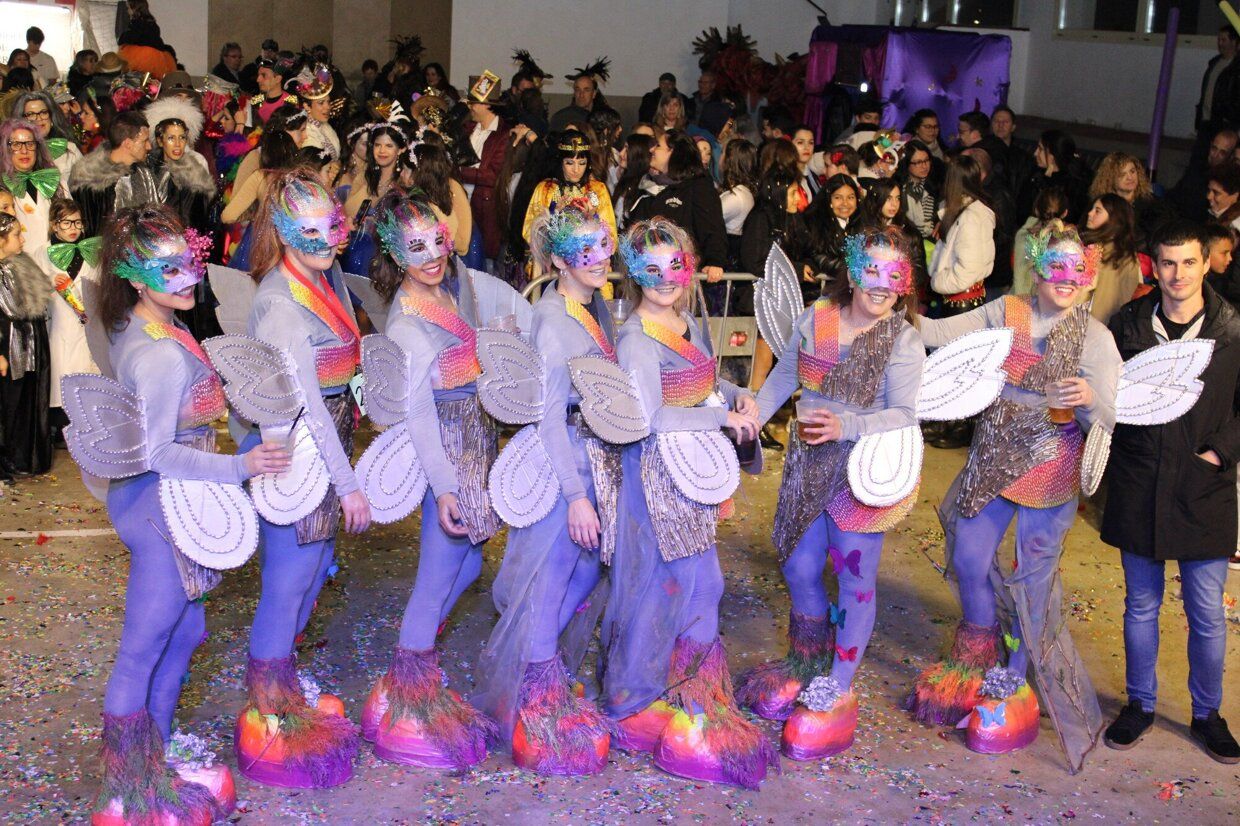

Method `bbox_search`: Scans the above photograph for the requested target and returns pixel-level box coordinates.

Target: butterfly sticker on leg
[829,603,847,629]
[828,547,861,577]
[834,645,858,662]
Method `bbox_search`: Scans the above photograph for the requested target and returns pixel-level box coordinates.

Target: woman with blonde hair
[655,93,688,133]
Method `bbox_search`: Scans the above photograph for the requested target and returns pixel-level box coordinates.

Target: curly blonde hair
[1088,152,1152,202]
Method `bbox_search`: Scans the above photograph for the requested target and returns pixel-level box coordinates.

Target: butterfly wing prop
[344,272,389,334]
[753,243,802,361]
[656,430,740,506]
[488,424,561,528]
[916,328,1013,421]
[475,329,545,425]
[360,334,411,428]
[1080,339,1213,495]
[1115,339,1213,425]
[250,422,331,524]
[847,424,924,507]
[158,478,259,570]
[208,264,258,336]
[567,356,651,445]
[354,425,428,524]
[202,334,304,425]
[60,373,150,480]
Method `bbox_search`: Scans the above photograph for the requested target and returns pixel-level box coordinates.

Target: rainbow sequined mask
[1026,235,1099,288]
[113,227,209,293]
[272,179,348,257]
[844,236,913,295]
[376,210,453,269]
[553,225,613,270]
[624,249,696,288]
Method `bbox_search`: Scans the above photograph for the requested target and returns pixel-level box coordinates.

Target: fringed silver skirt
[574,414,622,565]
[771,423,851,562]
[437,396,501,544]
[639,436,717,563]
[955,398,1061,519]
[172,429,225,601]
[295,393,356,545]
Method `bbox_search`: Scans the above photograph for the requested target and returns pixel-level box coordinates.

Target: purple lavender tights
[244,424,337,661]
[949,496,1077,677]
[397,488,485,650]
[781,512,884,688]
[665,546,725,644]
[102,472,205,742]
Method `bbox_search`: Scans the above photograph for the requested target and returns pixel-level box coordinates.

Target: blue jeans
[1120,552,1229,719]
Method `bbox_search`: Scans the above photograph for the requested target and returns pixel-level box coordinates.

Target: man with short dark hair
[550,73,599,132]
[69,110,159,235]
[1102,220,1240,765]
[992,105,1034,204]
[238,38,279,97]
[835,96,882,142]
[688,70,720,123]
[245,51,300,128]
[1198,26,1240,131]
[26,26,58,86]
[761,106,796,141]
[211,42,243,85]
[958,110,1010,185]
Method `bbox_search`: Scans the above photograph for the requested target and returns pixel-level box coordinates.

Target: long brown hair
[97,205,185,332]
[367,188,442,303]
[823,224,917,324]
[248,167,340,280]
[1081,193,1140,268]
[939,154,989,235]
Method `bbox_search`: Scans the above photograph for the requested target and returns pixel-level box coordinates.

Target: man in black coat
[1101,221,1240,764]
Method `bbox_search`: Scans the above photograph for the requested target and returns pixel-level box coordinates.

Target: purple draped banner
[808,25,1011,137]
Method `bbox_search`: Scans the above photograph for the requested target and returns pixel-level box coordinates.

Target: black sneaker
[1104,702,1155,750]
[1190,710,1240,764]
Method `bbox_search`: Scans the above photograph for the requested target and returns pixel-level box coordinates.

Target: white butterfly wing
[476,329,545,425]
[753,243,802,361]
[847,425,924,506]
[916,328,1013,421]
[344,272,389,333]
[250,423,330,524]
[203,334,304,425]
[60,373,150,479]
[158,479,259,570]
[568,355,651,444]
[656,430,740,505]
[354,426,427,524]
[208,264,258,336]
[488,425,561,527]
[1115,339,1214,425]
[360,334,411,428]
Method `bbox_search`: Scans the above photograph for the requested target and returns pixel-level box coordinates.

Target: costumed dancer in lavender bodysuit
[601,218,778,789]
[473,206,617,774]
[736,227,926,759]
[357,190,508,770]
[907,221,1120,771]
[71,206,289,824]
[234,170,370,789]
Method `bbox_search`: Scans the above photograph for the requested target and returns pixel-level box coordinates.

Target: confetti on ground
[0,443,1236,822]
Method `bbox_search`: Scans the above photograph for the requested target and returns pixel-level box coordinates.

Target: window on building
[1057,0,1229,37]
[893,0,1019,28]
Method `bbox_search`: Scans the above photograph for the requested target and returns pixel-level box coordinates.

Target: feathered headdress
[391,34,425,65]
[565,57,611,85]
[513,49,552,82]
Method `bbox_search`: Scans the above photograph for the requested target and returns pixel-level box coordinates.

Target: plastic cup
[1045,382,1075,426]
[260,422,294,451]
[796,399,828,441]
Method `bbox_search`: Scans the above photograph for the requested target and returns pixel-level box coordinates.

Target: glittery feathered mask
[374,198,452,269]
[620,219,696,288]
[537,207,613,270]
[844,230,914,294]
[1025,221,1099,288]
[113,225,210,293]
[271,178,348,257]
